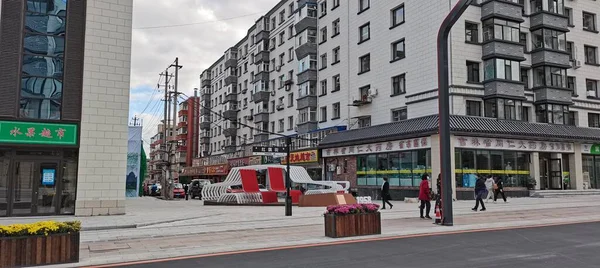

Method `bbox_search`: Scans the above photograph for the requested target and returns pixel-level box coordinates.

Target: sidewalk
[28,195,600,267]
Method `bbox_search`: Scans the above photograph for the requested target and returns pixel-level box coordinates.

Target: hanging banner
[126,126,142,198]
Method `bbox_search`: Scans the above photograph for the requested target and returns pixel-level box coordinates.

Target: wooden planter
[0,232,80,267]
[324,212,381,238]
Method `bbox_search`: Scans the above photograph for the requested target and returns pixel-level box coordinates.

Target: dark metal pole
[437,0,472,226]
[285,136,292,216]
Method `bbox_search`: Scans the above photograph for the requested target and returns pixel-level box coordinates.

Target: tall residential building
[198,0,600,198]
[174,94,200,178]
[0,0,133,216]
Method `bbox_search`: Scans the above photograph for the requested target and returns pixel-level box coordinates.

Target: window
[358,117,371,128]
[585,45,598,65]
[532,66,567,88]
[359,23,370,43]
[519,32,527,50]
[320,27,327,43]
[467,61,480,83]
[332,74,341,92]
[320,53,328,69]
[530,0,565,15]
[320,106,327,122]
[566,41,575,60]
[391,108,407,122]
[278,119,285,132]
[332,102,340,119]
[521,68,529,89]
[288,93,294,107]
[288,25,294,39]
[359,54,370,74]
[589,113,600,128]
[289,3,294,15]
[320,79,328,96]
[332,47,340,63]
[484,59,520,81]
[271,121,275,133]
[391,74,406,96]
[279,75,285,88]
[391,4,405,27]
[359,0,370,13]
[565,7,573,26]
[288,47,294,62]
[483,18,520,42]
[588,79,599,97]
[567,76,576,95]
[583,12,597,32]
[333,0,340,9]
[486,99,524,120]
[536,104,569,124]
[332,19,340,36]
[279,32,285,45]
[531,28,566,51]
[320,1,327,16]
[279,53,285,67]
[271,17,277,30]
[391,39,405,61]
[280,11,285,24]
[466,101,481,116]
[465,22,479,43]
[288,116,294,130]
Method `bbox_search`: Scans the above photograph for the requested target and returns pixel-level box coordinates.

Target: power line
[133,10,270,30]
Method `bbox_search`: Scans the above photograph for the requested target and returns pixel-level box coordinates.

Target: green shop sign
[589,144,600,155]
[0,121,77,145]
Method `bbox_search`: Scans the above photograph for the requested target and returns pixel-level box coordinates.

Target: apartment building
[197,0,600,198]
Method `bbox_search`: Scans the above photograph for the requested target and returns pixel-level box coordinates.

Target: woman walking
[494,176,508,203]
[472,175,487,212]
[419,174,432,219]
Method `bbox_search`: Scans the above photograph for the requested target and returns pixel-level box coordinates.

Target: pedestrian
[472,175,487,212]
[494,176,508,203]
[184,183,189,200]
[381,177,393,209]
[484,175,495,203]
[419,174,432,219]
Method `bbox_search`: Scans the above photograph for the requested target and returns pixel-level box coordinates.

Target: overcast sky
[129,0,280,151]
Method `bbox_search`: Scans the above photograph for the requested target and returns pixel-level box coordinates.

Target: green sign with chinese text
[0,121,78,145]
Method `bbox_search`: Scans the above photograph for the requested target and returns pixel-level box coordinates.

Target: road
[107,222,600,268]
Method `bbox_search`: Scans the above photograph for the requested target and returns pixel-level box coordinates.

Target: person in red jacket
[419,174,432,219]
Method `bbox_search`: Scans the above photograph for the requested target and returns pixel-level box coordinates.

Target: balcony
[483,80,525,99]
[200,136,210,144]
[254,112,269,123]
[201,107,211,116]
[201,79,211,87]
[201,90,211,99]
[533,87,573,104]
[177,133,187,141]
[224,126,237,137]
[297,69,317,85]
[224,92,238,103]
[177,121,187,128]
[252,91,271,103]
[253,71,270,83]
[350,95,372,107]
[178,109,188,117]
[531,50,571,68]
[224,58,238,69]
[200,121,211,130]
[482,41,525,61]
[530,12,569,32]
[297,95,317,110]
[255,30,270,43]
[177,146,187,152]
[224,74,237,86]
[254,132,269,142]
[224,144,237,154]
[481,0,524,23]
[295,9,317,34]
[223,109,239,120]
[254,51,270,63]
[297,121,318,134]
[295,43,317,61]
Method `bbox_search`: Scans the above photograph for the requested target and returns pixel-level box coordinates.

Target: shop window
[357,150,431,187]
[455,149,531,188]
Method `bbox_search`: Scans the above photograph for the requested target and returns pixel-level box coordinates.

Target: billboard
[126,126,143,198]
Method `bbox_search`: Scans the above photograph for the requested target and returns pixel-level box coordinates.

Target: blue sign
[42,169,56,186]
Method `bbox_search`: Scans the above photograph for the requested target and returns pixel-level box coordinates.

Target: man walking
[494,176,508,203]
[472,175,487,212]
[381,177,393,209]
[485,175,495,203]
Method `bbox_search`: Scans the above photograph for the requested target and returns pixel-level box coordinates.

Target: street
[111,222,600,268]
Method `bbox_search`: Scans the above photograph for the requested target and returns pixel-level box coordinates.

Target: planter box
[0,232,79,267]
[324,213,381,238]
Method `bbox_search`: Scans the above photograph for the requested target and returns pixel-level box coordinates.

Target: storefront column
[430,134,441,194]
[570,144,584,190]
[531,152,541,190]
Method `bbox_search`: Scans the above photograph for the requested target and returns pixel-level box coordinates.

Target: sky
[128,0,280,152]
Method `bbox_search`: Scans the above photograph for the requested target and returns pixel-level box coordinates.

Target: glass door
[36,162,60,215]
[0,151,10,217]
[12,161,36,216]
[550,159,563,190]
[539,155,549,190]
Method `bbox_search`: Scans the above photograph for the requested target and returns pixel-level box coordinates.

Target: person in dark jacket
[472,175,487,212]
[493,176,508,203]
[381,177,393,209]
[184,184,189,200]
[419,174,432,219]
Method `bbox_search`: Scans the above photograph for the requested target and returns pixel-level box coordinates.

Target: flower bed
[0,221,81,267]
[324,204,381,238]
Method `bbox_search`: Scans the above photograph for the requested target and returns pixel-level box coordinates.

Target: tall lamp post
[285,136,292,216]
[437,0,472,226]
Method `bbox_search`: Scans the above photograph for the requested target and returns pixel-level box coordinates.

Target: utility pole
[168,58,183,200]
[285,136,292,216]
[161,69,170,200]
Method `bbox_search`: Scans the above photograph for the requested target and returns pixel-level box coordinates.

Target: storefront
[322,137,431,199]
[202,164,230,182]
[0,121,79,217]
[581,144,600,189]
[281,150,321,180]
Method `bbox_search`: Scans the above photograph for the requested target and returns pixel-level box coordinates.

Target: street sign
[252,146,287,156]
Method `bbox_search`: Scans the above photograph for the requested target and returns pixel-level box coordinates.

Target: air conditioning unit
[572,60,582,69]
[275,66,281,72]
[587,90,596,97]
[246,115,254,121]
[270,90,276,96]
[276,104,284,110]
[368,88,378,97]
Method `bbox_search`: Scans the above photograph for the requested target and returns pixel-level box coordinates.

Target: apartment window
[483,18,519,42]
[279,32,285,45]
[467,61,480,83]
[359,0,370,13]
[588,79,599,97]
[391,39,405,61]
[567,76,576,95]
[466,101,482,116]
[288,25,294,39]
[566,42,575,60]
[333,75,341,92]
[287,48,294,62]
[359,23,370,43]
[519,32,528,50]
[487,99,524,120]
[332,102,340,119]
[280,11,285,24]
[279,75,285,88]
[289,3,294,15]
[532,66,568,88]
[278,119,284,132]
[320,79,328,96]
[320,107,327,122]
[530,0,565,15]
[465,22,479,43]
[565,7,573,26]
[320,1,327,16]
[391,74,406,96]
[333,47,340,64]
[391,4,405,28]
[484,59,520,81]
[584,45,598,65]
[288,93,294,107]
[391,108,407,122]
[333,0,340,9]
[536,103,569,124]
[332,19,340,37]
[288,116,294,130]
[521,68,529,89]
[358,117,371,128]
[531,28,566,51]
[583,12,597,32]
[279,53,285,67]
[243,98,248,108]
[271,121,275,133]
[320,53,328,69]
[589,113,600,128]
[271,17,276,30]
[359,54,370,74]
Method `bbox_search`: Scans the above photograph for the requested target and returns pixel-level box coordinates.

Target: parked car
[173,183,186,198]
[188,179,211,199]
[151,183,162,196]
[226,184,267,193]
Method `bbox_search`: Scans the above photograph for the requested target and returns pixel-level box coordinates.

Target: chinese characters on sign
[455,136,574,153]
[582,144,600,155]
[281,150,318,164]
[323,137,431,157]
[1,121,77,145]
[252,146,287,156]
